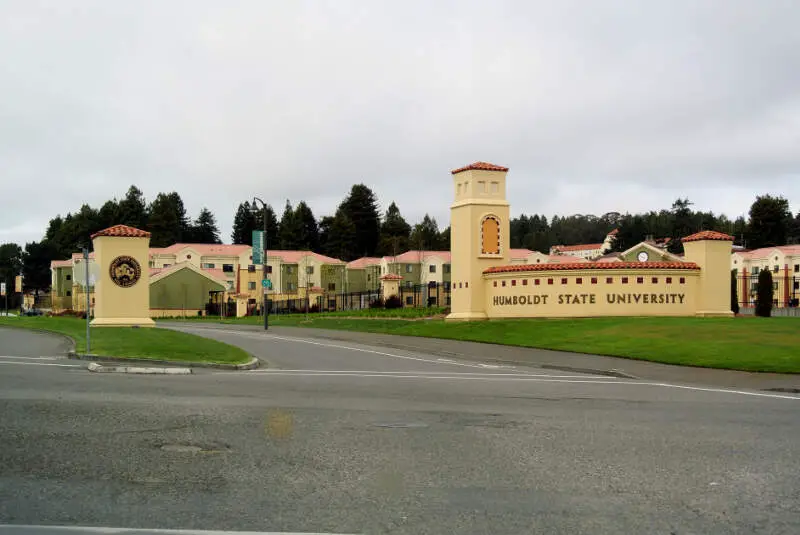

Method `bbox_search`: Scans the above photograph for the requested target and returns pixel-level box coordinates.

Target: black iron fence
[735,273,800,309]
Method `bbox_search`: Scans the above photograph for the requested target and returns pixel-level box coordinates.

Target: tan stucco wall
[91,235,155,327]
[684,240,733,317]
[482,269,698,318]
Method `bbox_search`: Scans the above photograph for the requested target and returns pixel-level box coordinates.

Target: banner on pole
[15,275,22,293]
[0,282,6,296]
[252,230,265,264]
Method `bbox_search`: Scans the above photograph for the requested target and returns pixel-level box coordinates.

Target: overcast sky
[2,0,799,247]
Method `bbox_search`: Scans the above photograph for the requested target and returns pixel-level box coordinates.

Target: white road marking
[0,355,59,360]
[0,525,351,535]
[218,370,800,400]
[0,360,81,368]
[237,369,601,378]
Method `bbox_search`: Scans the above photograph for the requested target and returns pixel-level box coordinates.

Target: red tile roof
[347,257,382,269]
[385,250,451,263]
[50,259,73,268]
[380,273,403,280]
[552,243,605,252]
[484,261,699,274]
[734,245,800,260]
[509,248,533,260]
[682,230,734,243]
[152,243,251,256]
[451,161,509,174]
[91,224,150,239]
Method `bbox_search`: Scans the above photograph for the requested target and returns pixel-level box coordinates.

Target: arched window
[481,216,500,255]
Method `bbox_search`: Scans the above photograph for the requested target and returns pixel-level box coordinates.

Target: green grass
[0,316,251,365]
[173,314,800,374]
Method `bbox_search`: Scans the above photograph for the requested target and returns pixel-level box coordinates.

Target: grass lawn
[0,316,251,365]
[165,313,800,373]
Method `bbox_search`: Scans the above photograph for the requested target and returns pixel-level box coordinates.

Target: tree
[340,184,381,257]
[323,208,357,260]
[439,226,451,250]
[378,202,411,255]
[667,198,694,255]
[278,200,302,249]
[22,241,57,293]
[231,201,255,245]
[187,207,221,244]
[294,201,319,251]
[730,270,740,315]
[117,186,148,229]
[0,243,23,308]
[147,192,189,247]
[97,199,121,229]
[747,195,792,249]
[410,214,441,250]
[755,269,773,317]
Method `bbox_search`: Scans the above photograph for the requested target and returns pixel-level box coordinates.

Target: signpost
[83,248,91,354]
[251,199,269,330]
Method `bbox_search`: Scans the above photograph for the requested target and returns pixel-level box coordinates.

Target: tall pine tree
[231,201,255,244]
[340,184,380,257]
[187,207,221,243]
[378,202,411,255]
[117,186,148,229]
[294,201,319,251]
[410,214,441,251]
[324,207,357,260]
[278,200,301,249]
[147,192,189,247]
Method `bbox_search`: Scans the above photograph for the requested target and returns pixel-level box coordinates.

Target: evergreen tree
[231,201,255,245]
[747,195,792,249]
[147,192,189,247]
[730,270,740,314]
[22,241,57,292]
[318,215,334,255]
[0,243,23,308]
[667,198,694,255]
[187,207,221,244]
[97,199,121,229]
[324,208,357,261]
[117,186,148,229]
[340,184,381,256]
[378,202,411,255]
[278,200,302,249]
[294,201,319,251]
[410,214,441,250]
[438,226,451,250]
[755,269,773,317]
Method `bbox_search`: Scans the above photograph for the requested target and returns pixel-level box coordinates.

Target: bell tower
[446,162,510,321]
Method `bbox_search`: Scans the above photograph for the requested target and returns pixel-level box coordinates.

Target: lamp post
[252,197,269,330]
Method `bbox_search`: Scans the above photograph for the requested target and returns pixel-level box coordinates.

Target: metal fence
[735,273,800,309]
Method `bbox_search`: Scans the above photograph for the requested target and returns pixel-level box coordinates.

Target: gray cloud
[2,0,799,246]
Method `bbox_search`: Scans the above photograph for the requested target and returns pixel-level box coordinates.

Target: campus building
[731,245,800,308]
[445,162,734,320]
[549,229,617,260]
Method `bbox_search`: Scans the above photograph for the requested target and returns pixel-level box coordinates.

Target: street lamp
[252,197,269,330]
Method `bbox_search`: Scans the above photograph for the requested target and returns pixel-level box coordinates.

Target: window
[502,280,506,287]
[267,265,273,274]
[478,181,486,193]
[286,266,293,274]
[522,279,528,286]
[327,283,336,291]
[622,277,628,284]
[652,277,658,284]
[576,278,582,284]
[446,296,451,305]
[606,277,613,284]
[406,264,413,273]
[444,282,450,290]
[406,296,413,305]
[457,183,462,195]
[547,278,553,285]
[493,281,497,287]
[679,277,685,284]
[201,263,215,269]
[66,274,71,281]
[794,281,799,290]
[465,282,468,288]
[591,277,597,284]
[444,264,451,274]
[288,282,297,291]
[481,216,501,255]
[511,280,517,286]
[405,281,412,288]
[773,265,779,273]
[794,264,799,273]
[752,267,759,275]
[637,277,644,284]
[328,299,336,309]
[163,264,171,268]
[248,265,256,272]
[491,181,499,193]
[66,290,71,296]
[248,282,256,290]
[429,265,436,273]
[367,274,371,282]
[223,264,234,273]
[561,278,567,285]
[535,279,540,286]
[666,277,672,284]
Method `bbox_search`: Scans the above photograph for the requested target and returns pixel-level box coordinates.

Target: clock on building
[637,251,649,262]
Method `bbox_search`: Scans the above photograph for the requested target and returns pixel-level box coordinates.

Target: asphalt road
[0,324,798,534]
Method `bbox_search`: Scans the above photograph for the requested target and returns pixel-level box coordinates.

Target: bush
[369,297,384,309]
[309,303,320,313]
[384,295,403,309]
[755,270,773,317]
[730,270,740,315]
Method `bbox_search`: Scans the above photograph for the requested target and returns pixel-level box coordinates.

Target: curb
[68,351,260,370]
[87,362,192,375]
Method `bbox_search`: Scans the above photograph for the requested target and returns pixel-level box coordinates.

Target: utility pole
[83,248,91,354]
[252,197,269,330]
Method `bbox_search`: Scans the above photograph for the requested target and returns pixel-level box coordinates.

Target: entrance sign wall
[90,224,155,327]
[446,162,734,321]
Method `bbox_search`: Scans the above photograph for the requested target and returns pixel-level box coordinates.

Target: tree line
[1,184,799,297]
